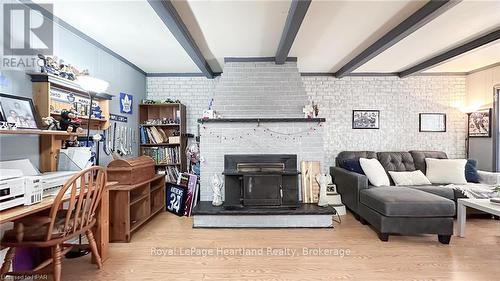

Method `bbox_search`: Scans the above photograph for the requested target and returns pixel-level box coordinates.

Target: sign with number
[166,183,187,216]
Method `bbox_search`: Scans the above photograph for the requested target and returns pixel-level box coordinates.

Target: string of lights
[201,122,323,142]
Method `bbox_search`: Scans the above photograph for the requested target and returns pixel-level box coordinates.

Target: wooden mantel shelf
[0,129,85,136]
[197,118,326,123]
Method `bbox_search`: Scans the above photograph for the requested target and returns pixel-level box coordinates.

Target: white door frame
[494,85,500,172]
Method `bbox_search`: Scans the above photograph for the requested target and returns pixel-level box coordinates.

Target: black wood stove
[223,154,300,209]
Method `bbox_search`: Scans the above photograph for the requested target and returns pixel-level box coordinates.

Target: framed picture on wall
[0,93,41,129]
[468,108,491,138]
[352,110,379,129]
[419,113,446,132]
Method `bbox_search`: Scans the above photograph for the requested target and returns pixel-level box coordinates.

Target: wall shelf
[0,129,85,136]
[139,143,179,147]
[139,124,179,127]
[198,118,326,123]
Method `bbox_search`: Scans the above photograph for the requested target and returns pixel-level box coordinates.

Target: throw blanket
[443,184,498,199]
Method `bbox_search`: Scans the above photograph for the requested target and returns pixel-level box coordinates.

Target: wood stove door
[242,175,281,206]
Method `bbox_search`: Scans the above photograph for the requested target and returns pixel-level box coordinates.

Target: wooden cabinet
[29,73,110,130]
[107,157,165,242]
[28,73,110,172]
[108,175,165,242]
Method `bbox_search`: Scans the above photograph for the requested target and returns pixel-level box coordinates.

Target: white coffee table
[457,198,500,237]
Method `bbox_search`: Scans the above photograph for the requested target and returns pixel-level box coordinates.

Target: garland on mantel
[201,122,323,142]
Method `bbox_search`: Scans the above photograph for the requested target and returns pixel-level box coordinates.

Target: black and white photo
[0,93,40,129]
[352,110,379,129]
[468,108,491,137]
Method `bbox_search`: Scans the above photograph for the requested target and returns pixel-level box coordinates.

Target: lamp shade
[77,76,109,93]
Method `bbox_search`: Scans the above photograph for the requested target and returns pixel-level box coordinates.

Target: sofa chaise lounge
[331,150,499,244]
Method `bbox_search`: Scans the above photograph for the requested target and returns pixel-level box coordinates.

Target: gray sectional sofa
[330,150,493,244]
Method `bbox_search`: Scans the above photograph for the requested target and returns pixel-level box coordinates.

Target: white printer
[0,170,26,211]
[0,160,80,210]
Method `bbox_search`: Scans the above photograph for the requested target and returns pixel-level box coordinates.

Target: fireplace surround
[223,154,300,209]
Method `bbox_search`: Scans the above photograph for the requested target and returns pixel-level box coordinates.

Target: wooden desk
[0,182,117,263]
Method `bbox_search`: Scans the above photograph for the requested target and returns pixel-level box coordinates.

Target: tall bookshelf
[138,103,187,183]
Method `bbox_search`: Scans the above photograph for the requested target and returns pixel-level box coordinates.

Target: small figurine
[315,174,332,207]
[63,135,80,148]
[42,116,60,131]
[211,174,223,206]
[60,109,83,133]
[59,61,75,80]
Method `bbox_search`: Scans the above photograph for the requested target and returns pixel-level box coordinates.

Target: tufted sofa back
[335,151,377,167]
[409,150,448,174]
[377,152,416,172]
[335,150,448,186]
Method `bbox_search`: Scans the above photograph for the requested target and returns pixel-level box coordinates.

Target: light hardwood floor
[61,212,500,281]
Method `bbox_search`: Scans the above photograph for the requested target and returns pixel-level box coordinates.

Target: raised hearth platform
[192,202,336,228]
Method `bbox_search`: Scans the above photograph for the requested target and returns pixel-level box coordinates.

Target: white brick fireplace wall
[199,122,324,200]
[147,61,467,200]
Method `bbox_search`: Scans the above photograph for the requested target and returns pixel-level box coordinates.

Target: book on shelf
[141,146,180,165]
[139,126,176,144]
[157,165,180,183]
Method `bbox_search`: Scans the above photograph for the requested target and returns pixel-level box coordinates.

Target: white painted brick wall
[302,75,467,168]
[147,61,467,201]
[147,77,217,135]
[199,122,324,200]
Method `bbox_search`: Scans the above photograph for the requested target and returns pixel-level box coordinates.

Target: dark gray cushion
[377,152,416,172]
[406,185,455,201]
[359,187,455,217]
[409,150,448,173]
[335,151,377,167]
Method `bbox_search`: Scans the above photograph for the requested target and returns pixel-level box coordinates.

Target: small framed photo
[419,113,446,132]
[352,110,379,129]
[0,93,41,129]
[468,108,491,138]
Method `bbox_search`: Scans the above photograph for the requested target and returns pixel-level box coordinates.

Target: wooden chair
[1,166,107,281]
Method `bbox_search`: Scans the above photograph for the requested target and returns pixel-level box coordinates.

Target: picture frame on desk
[0,93,41,129]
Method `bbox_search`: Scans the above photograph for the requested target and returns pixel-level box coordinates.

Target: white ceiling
[31,0,500,75]
[36,0,200,73]
[424,42,500,73]
[289,0,426,73]
[356,0,500,73]
[183,0,291,72]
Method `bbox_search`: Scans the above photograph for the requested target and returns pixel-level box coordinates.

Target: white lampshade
[77,76,109,93]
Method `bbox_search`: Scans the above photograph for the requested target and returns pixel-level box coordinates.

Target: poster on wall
[352,110,379,129]
[120,92,133,114]
[468,108,491,137]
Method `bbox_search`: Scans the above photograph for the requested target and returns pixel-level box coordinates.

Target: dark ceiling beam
[335,0,461,78]
[148,0,214,78]
[275,0,311,64]
[399,29,500,77]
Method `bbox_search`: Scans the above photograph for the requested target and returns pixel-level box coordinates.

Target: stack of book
[140,126,170,144]
[141,147,180,165]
